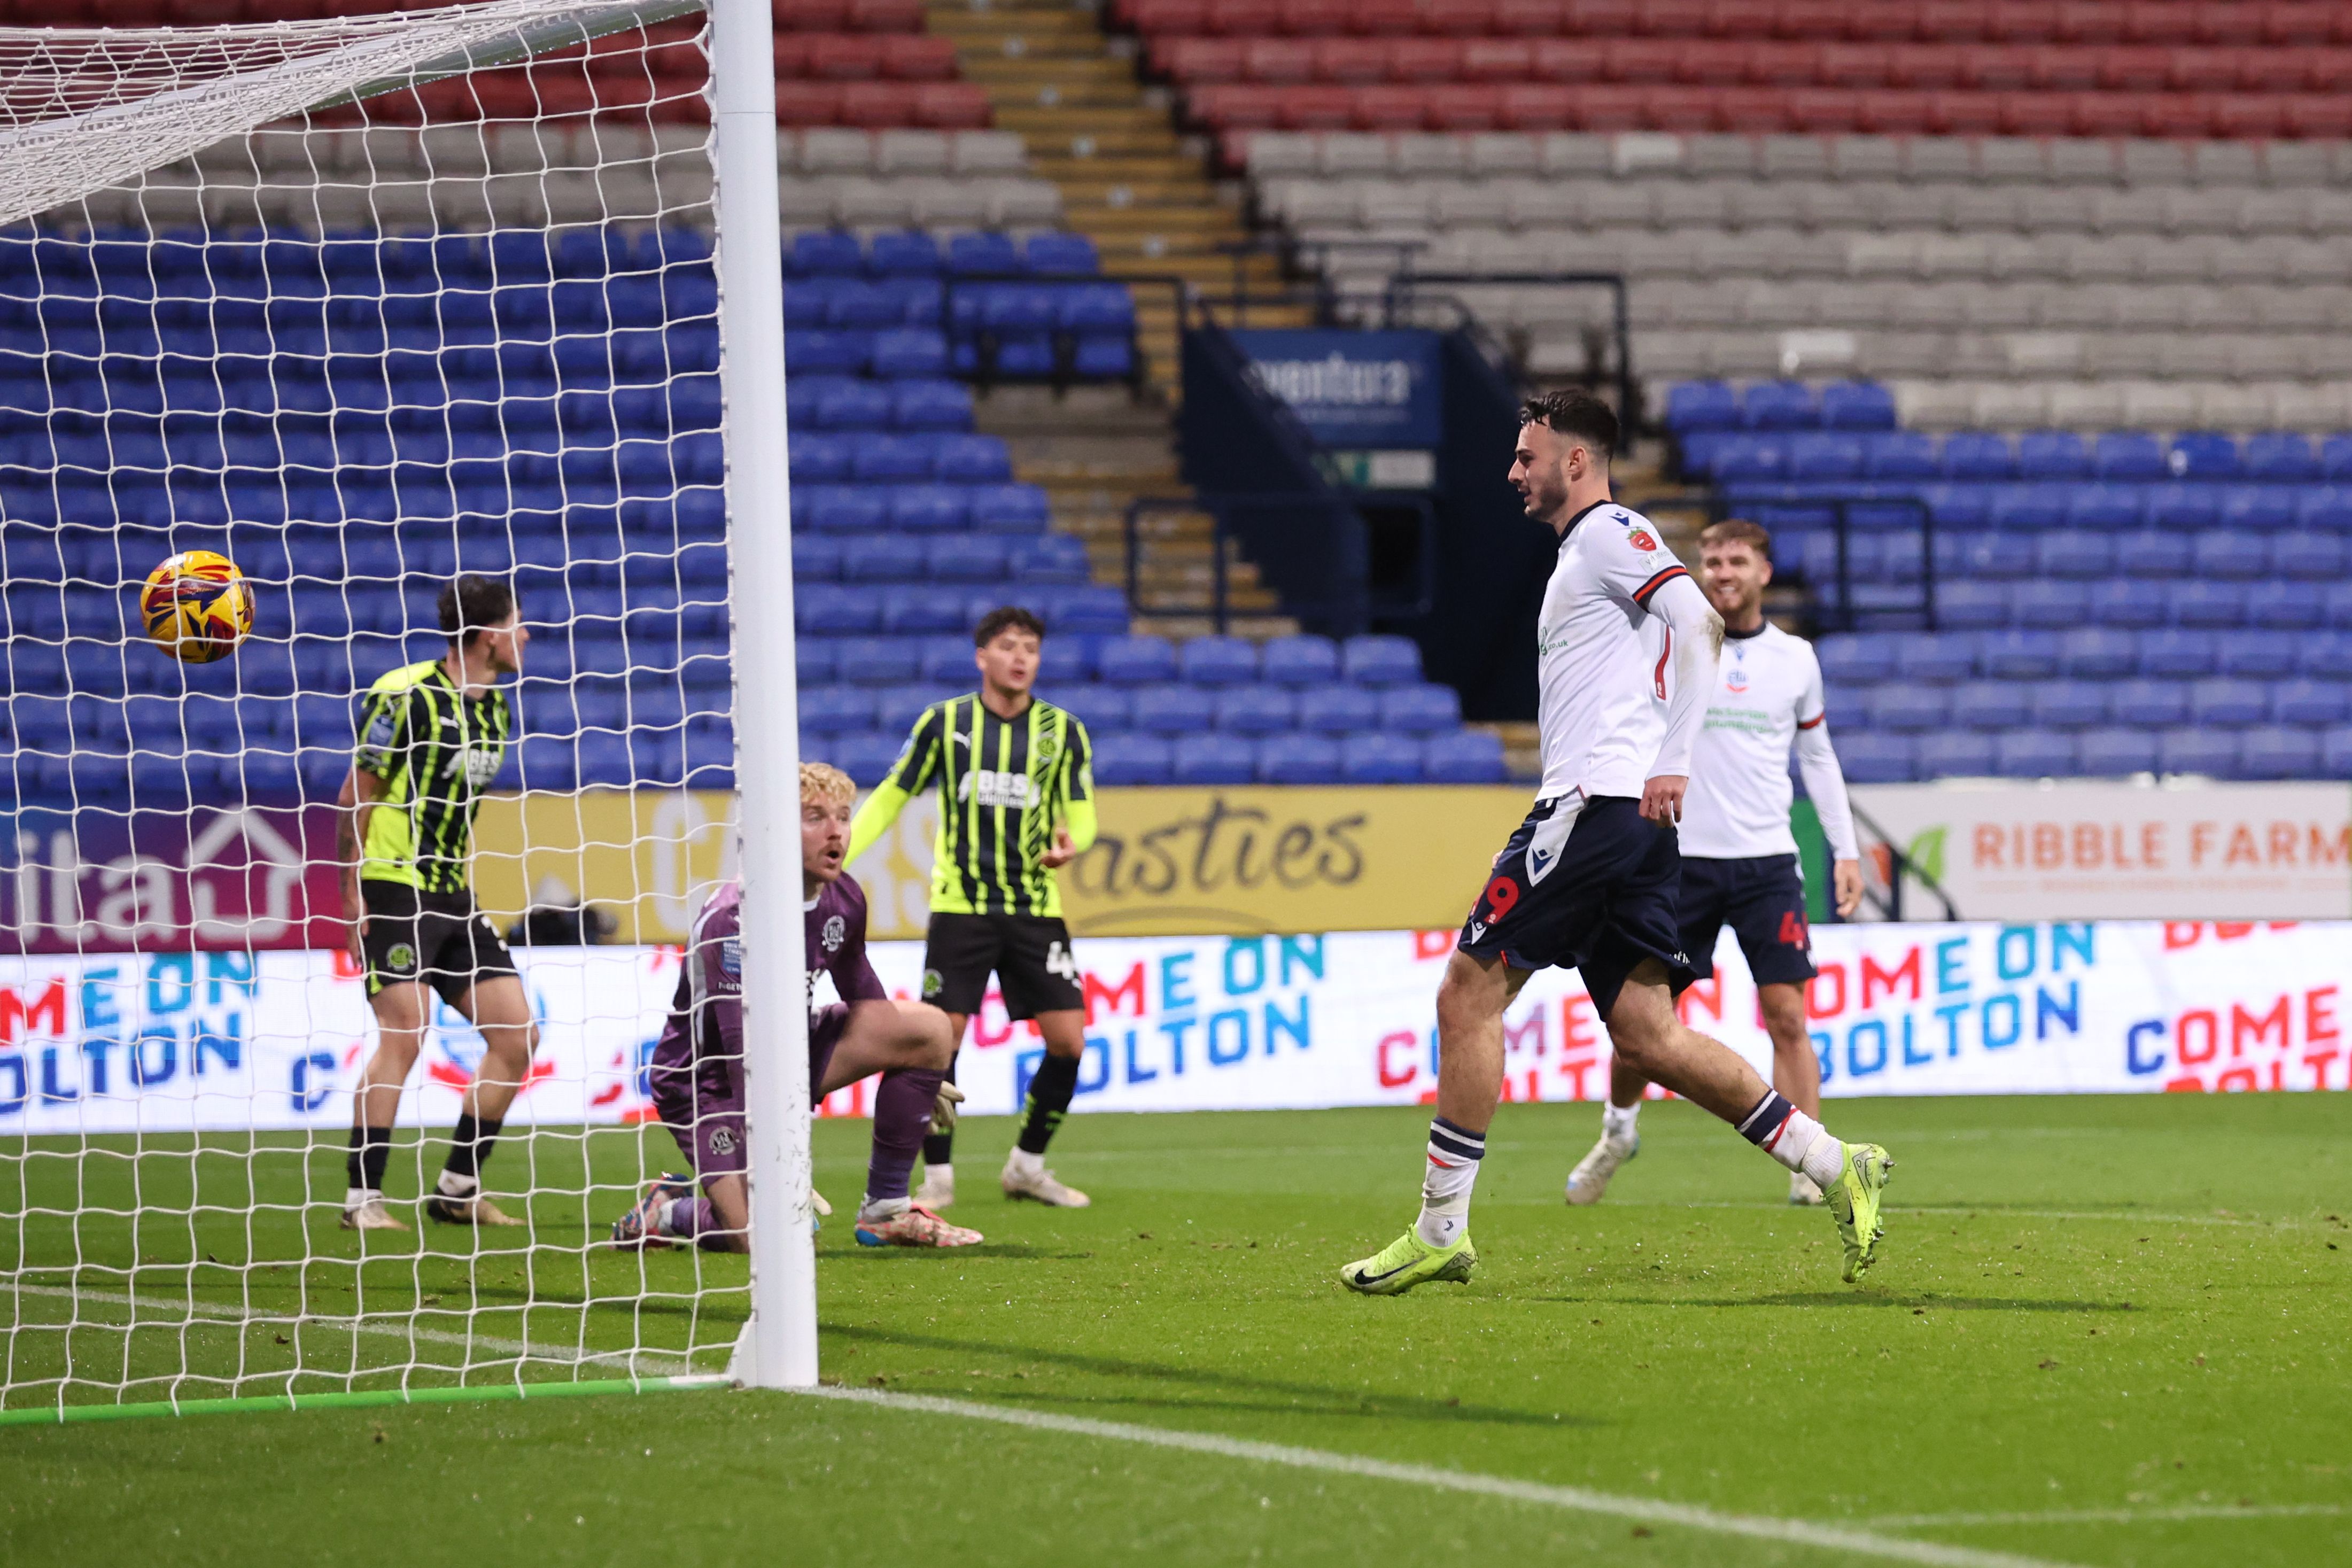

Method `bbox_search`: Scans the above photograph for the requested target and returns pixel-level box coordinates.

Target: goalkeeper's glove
[930,1081,965,1134]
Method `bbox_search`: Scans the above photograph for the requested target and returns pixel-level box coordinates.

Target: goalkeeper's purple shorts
[652,1004,849,1180]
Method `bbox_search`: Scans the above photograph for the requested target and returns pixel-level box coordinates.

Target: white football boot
[912,1164,955,1210]
[1000,1152,1090,1208]
[1564,1130,1639,1207]
[341,1193,409,1232]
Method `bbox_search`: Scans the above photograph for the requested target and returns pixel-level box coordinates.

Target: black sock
[442,1113,501,1182]
[347,1124,392,1192]
[1015,1052,1081,1156]
[922,1057,959,1168]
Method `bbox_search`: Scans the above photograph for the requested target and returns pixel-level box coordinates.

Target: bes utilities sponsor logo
[958,769,1035,808]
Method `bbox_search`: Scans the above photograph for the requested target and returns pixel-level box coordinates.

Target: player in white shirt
[1566,518,1866,1210]
[1338,391,1893,1297]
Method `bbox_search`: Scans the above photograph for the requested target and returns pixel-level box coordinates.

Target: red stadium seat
[1925,89,2003,134]
[1634,0,1710,36]
[1711,85,1794,130]
[1244,39,1318,82]
[1544,80,1624,126]
[1494,0,1569,34]
[2191,2,2265,44]
[1855,88,1936,131]
[2034,47,2105,90]
[2286,93,2352,137]
[2262,2,2339,46]
[2235,46,2309,92]
[1348,0,1422,37]
[1530,36,1593,80]
[1199,0,1258,34]
[2137,90,2210,136]
[1387,38,1466,80]
[1129,0,1208,32]
[1679,39,1753,83]
[846,0,924,29]
[1704,0,1776,37]
[881,36,958,80]
[2067,89,2148,135]
[1999,90,2076,136]
[169,0,243,22]
[918,82,991,127]
[1425,84,1506,128]
[775,0,853,29]
[1772,1,1852,40]
[775,82,843,125]
[1744,41,1820,85]
[1419,0,1499,36]
[1786,87,1861,129]
[1189,84,1280,128]
[1986,1,2062,42]
[1636,86,1714,129]
[806,34,887,80]
[1915,1,1989,42]
[2097,44,2170,88]
[2306,50,2352,91]
[2055,1,2131,43]
[1565,0,1640,35]
[1160,38,1246,82]
[1844,1,1920,41]
[838,81,913,126]
[775,33,812,75]
[1278,85,1357,127]
[1960,43,2038,90]
[1818,42,1891,87]
[1887,42,1965,87]
[1276,0,1348,34]
[2166,45,2241,92]
[2122,2,2199,45]
[1315,38,1395,82]
[1353,86,1433,128]
[1460,38,1532,80]
[2208,94,2287,139]
[1601,37,1684,82]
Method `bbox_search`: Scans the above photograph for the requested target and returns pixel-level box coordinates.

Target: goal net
[0,0,806,1415]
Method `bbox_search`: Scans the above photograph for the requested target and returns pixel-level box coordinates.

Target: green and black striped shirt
[354,659,513,894]
[848,693,1096,918]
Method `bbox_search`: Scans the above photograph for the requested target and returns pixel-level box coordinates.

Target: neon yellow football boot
[1338,1229,1477,1296]
[1822,1142,1895,1282]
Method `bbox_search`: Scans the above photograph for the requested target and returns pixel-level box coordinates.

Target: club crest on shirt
[821,914,845,952]
[1627,527,1659,552]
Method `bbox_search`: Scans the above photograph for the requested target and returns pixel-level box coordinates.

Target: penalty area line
[1868,1502,2352,1528]
[802,1385,2081,1568]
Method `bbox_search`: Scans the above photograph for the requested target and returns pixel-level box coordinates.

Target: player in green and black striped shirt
[336,575,536,1233]
[846,606,1098,1209]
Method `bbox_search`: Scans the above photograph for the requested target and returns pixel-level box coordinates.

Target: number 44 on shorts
[1779,911,1810,949]
[1045,941,1079,981]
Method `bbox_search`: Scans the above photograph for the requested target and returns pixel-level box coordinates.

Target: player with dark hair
[847,605,1099,1209]
[338,575,533,1230]
[1566,516,1866,1209]
[610,763,979,1251]
[1338,390,1894,1294]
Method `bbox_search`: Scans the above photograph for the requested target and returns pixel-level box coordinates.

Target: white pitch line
[5,1282,697,1378]
[1869,1503,2351,1528]
[801,1385,2080,1568]
[1677,1202,2327,1231]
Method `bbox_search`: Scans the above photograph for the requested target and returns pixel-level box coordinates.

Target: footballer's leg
[1733,857,1828,1204]
[1001,1008,1090,1207]
[1757,983,1824,1203]
[913,912,997,1209]
[424,966,534,1228]
[916,1013,967,1209]
[822,999,982,1247]
[345,979,428,1231]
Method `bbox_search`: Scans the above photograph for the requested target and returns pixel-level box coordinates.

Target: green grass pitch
[5,1092,2350,1567]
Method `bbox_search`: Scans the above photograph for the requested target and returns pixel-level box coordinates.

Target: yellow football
[139,549,254,664]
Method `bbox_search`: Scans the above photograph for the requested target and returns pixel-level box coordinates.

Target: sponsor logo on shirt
[958,769,1035,808]
[444,744,503,788]
[719,936,741,979]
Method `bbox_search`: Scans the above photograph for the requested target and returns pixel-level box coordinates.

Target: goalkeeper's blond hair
[801,761,857,808]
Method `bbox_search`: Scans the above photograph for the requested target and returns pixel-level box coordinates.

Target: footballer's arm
[1640,572,1726,825]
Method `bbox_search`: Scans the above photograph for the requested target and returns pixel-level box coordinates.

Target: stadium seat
[1421,729,1507,783]
[1980,630,2061,679]
[1996,731,2077,778]
[835,636,921,684]
[2323,727,2352,780]
[2088,580,2167,629]
[1378,683,1462,735]
[1096,634,1177,685]
[1339,732,1422,785]
[2009,580,2080,630]
[1214,684,1297,735]
[1950,680,2031,731]
[833,731,910,787]
[2058,627,2137,679]
[1896,632,1978,683]
[2271,680,2348,727]
[1296,684,1379,733]
[1093,732,1174,786]
[1341,634,1422,686]
[2033,531,2111,579]
[1174,733,1257,785]
[2112,679,2192,727]
[1130,682,1216,734]
[2158,727,2242,777]
[1835,732,1915,783]
[2188,678,2269,727]
[2030,681,2109,731]
[2168,581,2246,628]
[1258,633,1339,685]
[1869,686,1948,733]
[1915,731,1996,778]
[1815,633,1897,686]
[1179,634,1259,686]
[2216,630,2298,679]
[2077,726,2160,775]
[1256,732,1343,783]
[1057,685,1130,732]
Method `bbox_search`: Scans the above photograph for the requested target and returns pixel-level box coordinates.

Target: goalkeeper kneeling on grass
[611,762,981,1251]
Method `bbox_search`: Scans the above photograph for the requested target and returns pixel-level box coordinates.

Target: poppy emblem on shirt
[1627,528,1658,551]
[821,915,845,952]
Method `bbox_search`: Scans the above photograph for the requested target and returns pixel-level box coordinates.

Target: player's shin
[859,1066,945,1221]
[345,1122,392,1202]
[1415,1117,1486,1248]
[436,1112,501,1198]
[1013,1050,1080,1158]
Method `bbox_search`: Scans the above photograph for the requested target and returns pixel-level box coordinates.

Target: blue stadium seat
[1096,634,1176,685]
[933,434,1013,484]
[1815,633,1897,686]
[872,331,952,381]
[839,533,926,583]
[1025,232,1100,276]
[2077,726,2159,775]
[2138,628,2218,678]
[1990,484,2068,532]
[1421,729,1508,783]
[2033,531,2110,579]
[882,588,968,634]
[1297,684,1379,733]
[1340,732,1422,784]
[835,636,920,684]
[2009,580,2080,630]
[2240,726,2321,780]
[788,431,852,482]
[801,484,890,533]
[1342,634,1422,687]
[875,683,952,734]
[1054,684,1129,732]
[1980,630,2061,680]
[2146,486,2221,532]
[2169,431,2239,480]
[1941,431,2015,480]
[2217,630,2297,678]
[1786,433,1864,482]
[1819,380,1896,431]
[2016,431,2089,479]
[928,533,1011,583]
[1035,631,1103,684]
[1861,430,1938,479]
[2169,580,2246,628]
[832,731,907,787]
[1742,380,1816,430]
[1131,682,1215,734]
[2272,680,2347,727]
[1835,732,1914,783]
[2190,531,2269,581]
[2323,726,2352,780]
[948,231,1024,276]
[1923,484,1991,530]
[2063,484,2144,531]
[2298,488,2352,531]
[813,379,892,431]
[785,329,869,375]
[1380,684,1462,735]
[890,376,970,428]
[2241,432,2318,482]
[2221,485,2296,532]
[2088,580,2166,628]
[797,585,883,634]
[1896,632,1977,684]
[2112,679,2190,727]
[2271,529,2347,578]
[793,534,843,582]
[1175,733,1256,785]
[2331,583,2352,628]
[2189,678,2268,727]
[1936,580,2010,630]
[850,434,934,484]
[2030,680,2108,730]
[1996,731,2076,778]
[1093,732,1174,786]
[1258,634,1338,686]
[1869,687,1948,733]
[1214,685,1295,735]
[1008,535,1090,584]
[1665,381,1739,432]
[1257,733,1343,784]
[790,231,864,276]
[2301,632,2352,679]
[1915,732,1996,778]
[1179,635,1257,686]
[799,686,872,734]
[865,229,942,276]
[2159,726,2240,777]
[889,485,969,532]
[2115,530,2193,578]
[1939,533,2032,580]
[2254,582,2328,632]
[1950,681,2030,731]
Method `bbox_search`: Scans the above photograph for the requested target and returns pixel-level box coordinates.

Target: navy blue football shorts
[1456,794,1697,1021]
[1678,852,1818,988]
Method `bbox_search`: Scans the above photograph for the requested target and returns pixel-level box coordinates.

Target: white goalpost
[0,0,814,1415]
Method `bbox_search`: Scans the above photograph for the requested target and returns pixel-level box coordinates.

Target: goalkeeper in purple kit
[610,763,981,1250]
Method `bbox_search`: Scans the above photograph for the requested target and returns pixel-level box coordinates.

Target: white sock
[1005,1148,1043,1178]
[1737,1092,1848,1188]
[1414,1117,1486,1248]
[925,1163,953,1184]
[435,1170,478,1199]
[344,1187,376,1209]
[653,1197,683,1236]
[859,1194,911,1223]
[1602,1100,1640,1146]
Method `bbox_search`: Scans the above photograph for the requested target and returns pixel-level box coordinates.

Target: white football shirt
[1533,501,1706,800]
[1678,620,1861,861]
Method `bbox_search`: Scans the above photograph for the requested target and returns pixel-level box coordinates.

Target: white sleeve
[1643,571,1720,780]
[1793,650,1860,860]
